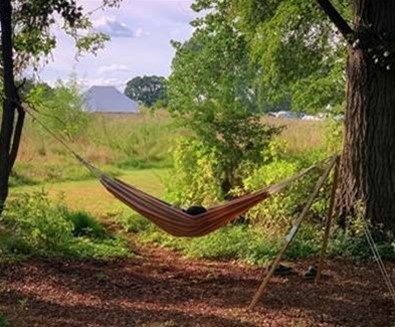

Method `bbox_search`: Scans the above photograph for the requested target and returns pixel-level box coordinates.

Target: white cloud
[40,1,198,90]
[93,16,135,38]
[97,64,129,75]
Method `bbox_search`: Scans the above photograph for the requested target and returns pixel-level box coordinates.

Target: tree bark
[337,1,395,236]
[0,0,22,215]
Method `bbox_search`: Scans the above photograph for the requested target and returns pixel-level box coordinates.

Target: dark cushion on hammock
[184,205,207,216]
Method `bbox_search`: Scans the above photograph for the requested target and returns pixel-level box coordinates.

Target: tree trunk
[337,1,395,236]
[0,0,22,215]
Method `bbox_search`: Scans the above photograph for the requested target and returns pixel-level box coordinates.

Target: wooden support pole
[248,156,338,310]
[315,156,340,284]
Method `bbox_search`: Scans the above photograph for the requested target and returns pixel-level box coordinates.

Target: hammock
[96,161,321,237]
[18,102,328,237]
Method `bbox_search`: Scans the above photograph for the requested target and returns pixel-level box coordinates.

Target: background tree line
[124,75,168,108]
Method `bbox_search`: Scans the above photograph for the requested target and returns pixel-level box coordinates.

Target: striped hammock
[99,162,320,237]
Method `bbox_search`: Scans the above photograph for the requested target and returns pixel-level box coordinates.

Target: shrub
[241,148,330,229]
[1,191,74,254]
[63,209,107,238]
[0,191,130,258]
[164,137,223,207]
[182,226,254,260]
[329,228,395,262]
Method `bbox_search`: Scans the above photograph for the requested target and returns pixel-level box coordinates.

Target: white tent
[84,86,139,114]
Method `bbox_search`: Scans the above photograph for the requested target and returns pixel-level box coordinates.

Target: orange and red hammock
[99,163,320,237]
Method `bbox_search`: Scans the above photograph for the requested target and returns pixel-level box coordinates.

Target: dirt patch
[0,247,394,327]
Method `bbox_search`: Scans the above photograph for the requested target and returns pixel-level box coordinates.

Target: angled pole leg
[315,156,340,284]
[248,156,338,310]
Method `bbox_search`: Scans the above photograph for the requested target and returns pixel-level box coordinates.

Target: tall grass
[88,110,178,169]
[13,109,180,184]
[262,117,326,153]
[18,111,326,168]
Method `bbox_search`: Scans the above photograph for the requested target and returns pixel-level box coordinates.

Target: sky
[38,0,197,91]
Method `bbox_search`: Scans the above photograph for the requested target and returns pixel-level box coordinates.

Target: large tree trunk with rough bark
[336,1,395,236]
[0,0,24,215]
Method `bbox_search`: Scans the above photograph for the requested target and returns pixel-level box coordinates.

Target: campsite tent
[84,85,139,114]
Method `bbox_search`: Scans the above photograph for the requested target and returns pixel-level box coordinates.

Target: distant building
[84,85,139,114]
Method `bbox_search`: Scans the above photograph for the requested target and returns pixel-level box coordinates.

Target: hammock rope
[14,101,334,237]
[361,216,395,304]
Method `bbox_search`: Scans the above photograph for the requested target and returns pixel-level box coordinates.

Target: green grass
[9,168,168,216]
[11,161,123,187]
[17,109,178,182]
[8,165,394,264]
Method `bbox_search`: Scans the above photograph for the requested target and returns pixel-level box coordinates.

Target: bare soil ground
[0,246,394,327]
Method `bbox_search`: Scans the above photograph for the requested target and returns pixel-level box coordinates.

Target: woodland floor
[0,245,394,327]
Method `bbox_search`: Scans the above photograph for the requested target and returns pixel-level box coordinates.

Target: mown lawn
[9,168,168,217]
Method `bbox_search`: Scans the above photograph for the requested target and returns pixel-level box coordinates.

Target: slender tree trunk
[0,0,22,215]
[337,1,395,236]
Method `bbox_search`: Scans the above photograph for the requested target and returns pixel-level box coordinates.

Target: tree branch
[316,0,354,43]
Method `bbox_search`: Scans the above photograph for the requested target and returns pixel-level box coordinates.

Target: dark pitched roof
[84,86,139,113]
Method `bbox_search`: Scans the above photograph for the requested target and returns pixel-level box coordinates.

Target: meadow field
[12,110,327,186]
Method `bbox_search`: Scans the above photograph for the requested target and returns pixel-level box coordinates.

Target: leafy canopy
[6,0,122,74]
[124,75,168,107]
[191,0,351,113]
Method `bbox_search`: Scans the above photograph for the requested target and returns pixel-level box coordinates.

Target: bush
[1,191,74,254]
[241,148,330,229]
[165,137,223,207]
[63,209,107,238]
[0,191,130,259]
[329,229,395,262]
